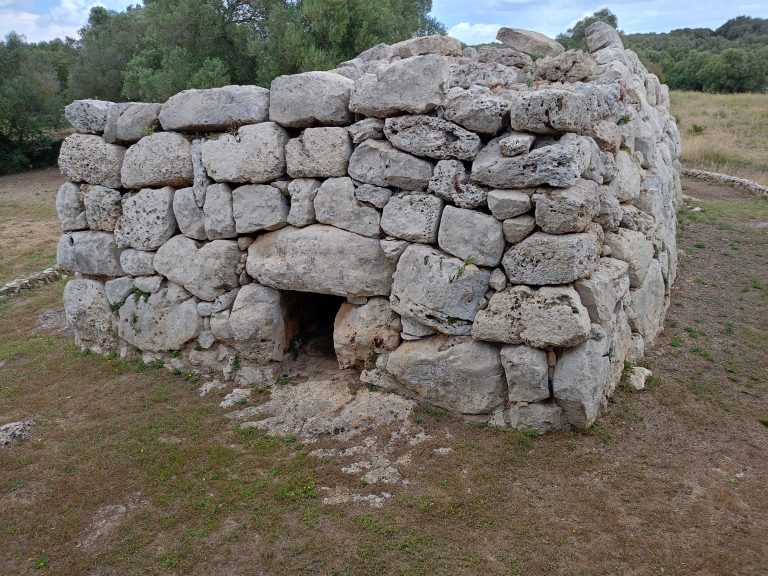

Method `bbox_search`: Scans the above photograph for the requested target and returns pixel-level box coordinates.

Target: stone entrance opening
[283,291,346,359]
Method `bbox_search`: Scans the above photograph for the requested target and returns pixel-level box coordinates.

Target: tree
[557,8,619,50]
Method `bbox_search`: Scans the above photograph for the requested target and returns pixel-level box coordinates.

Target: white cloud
[447,22,502,45]
[50,0,101,26]
[0,9,80,42]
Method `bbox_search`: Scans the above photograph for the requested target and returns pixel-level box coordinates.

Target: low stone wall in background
[56,22,682,432]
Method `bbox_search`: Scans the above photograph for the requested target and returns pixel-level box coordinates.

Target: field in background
[670,91,768,186]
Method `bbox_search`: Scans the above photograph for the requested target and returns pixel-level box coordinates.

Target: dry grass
[670,91,768,186]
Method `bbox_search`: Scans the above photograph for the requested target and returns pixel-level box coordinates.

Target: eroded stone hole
[282,291,346,359]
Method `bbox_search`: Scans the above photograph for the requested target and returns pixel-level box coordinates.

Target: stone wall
[56,23,681,432]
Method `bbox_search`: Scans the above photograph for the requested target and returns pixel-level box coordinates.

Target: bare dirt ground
[0,175,766,576]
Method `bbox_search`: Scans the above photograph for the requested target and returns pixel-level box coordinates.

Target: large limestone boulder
[509,89,586,134]
[391,35,462,58]
[63,279,116,350]
[232,184,289,234]
[500,345,550,402]
[202,122,289,184]
[57,231,123,276]
[349,55,450,117]
[585,21,623,53]
[59,134,125,188]
[333,298,402,369]
[159,85,270,131]
[428,160,487,209]
[532,179,600,234]
[64,100,112,134]
[471,134,591,189]
[502,230,600,285]
[153,235,240,301]
[383,115,482,161]
[121,132,193,189]
[389,244,490,335]
[437,206,505,267]
[246,225,396,297]
[471,285,591,348]
[226,284,289,362]
[104,102,162,144]
[443,86,510,136]
[313,177,381,238]
[56,182,88,231]
[114,187,177,250]
[348,140,434,190]
[285,127,352,178]
[172,187,207,240]
[496,28,564,57]
[83,185,122,232]
[574,258,630,325]
[269,71,355,127]
[117,282,202,352]
[380,194,444,243]
[626,259,666,344]
[386,335,506,414]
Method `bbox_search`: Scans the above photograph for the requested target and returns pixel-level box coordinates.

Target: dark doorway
[282,291,346,359]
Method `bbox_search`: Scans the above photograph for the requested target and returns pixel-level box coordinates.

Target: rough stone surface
[232,184,289,234]
[496,28,564,57]
[586,21,624,53]
[603,228,654,287]
[533,179,600,234]
[334,298,402,369]
[59,134,125,188]
[56,182,88,231]
[443,86,510,135]
[472,285,591,347]
[84,185,122,232]
[383,115,482,161]
[63,278,117,349]
[391,35,462,58]
[57,231,124,276]
[204,183,236,239]
[202,123,289,184]
[314,177,381,238]
[0,421,36,448]
[355,184,392,208]
[496,403,565,433]
[286,127,352,178]
[121,132,193,189]
[380,194,443,243]
[348,140,433,190]
[534,50,597,82]
[428,160,487,209]
[173,187,207,240]
[502,230,600,285]
[226,284,289,362]
[626,259,666,344]
[502,215,536,244]
[269,72,354,127]
[65,99,112,134]
[347,118,385,144]
[133,275,163,293]
[105,103,162,143]
[114,187,177,250]
[105,277,135,305]
[120,249,155,276]
[437,206,505,267]
[287,178,321,227]
[498,132,536,157]
[487,189,531,220]
[627,366,652,391]
[159,85,270,131]
[500,345,550,402]
[574,258,630,324]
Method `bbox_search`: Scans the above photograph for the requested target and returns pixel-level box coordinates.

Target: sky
[1,0,768,44]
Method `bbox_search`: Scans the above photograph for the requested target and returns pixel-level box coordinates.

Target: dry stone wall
[57,23,682,432]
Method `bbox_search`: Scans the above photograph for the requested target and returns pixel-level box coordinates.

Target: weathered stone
[391,35,462,58]
[63,279,116,349]
[114,187,177,250]
[589,120,623,153]
[120,249,155,276]
[509,89,587,134]
[400,316,436,339]
[59,134,125,188]
[269,71,355,127]
[202,123,289,184]
[104,103,162,143]
[380,239,409,263]
[478,46,534,68]
[173,187,206,240]
[117,282,201,352]
[159,85,270,131]
[380,194,443,243]
[502,230,600,285]
[608,151,642,201]
[84,185,122,232]
[65,99,112,134]
[626,259,665,344]
[314,177,381,238]
[389,244,490,335]
[232,184,289,234]
[355,184,392,208]
[133,275,163,294]
[534,50,597,82]
[443,86,510,135]
[121,132,193,189]
[502,215,536,244]
[349,55,449,117]
[286,127,352,178]
[500,345,550,402]
[437,206,505,267]
[191,139,210,207]
[347,118,385,144]
[333,298,401,369]
[595,185,623,231]
[104,277,135,305]
[246,225,396,297]
[0,421,36,447]
[496,28,564,57]
[574,258,630,325]
[585,21,623,53]
[196,288,239,317]
[472,285,591,348]
[471,134,591,189]
[489,268,507,291]
[487,189,531,220]
[56,182,88,231]
[449,61,524,89]
[627,366,652,391]
[498,132,536,157]
[533,179,600,234]
[383,115,482,161]
[203,183,236,239]
[153,235,240,301]
[428,160,487,209]
[348,140,434,190]
[497,402,565,433]
[57,231,124,276]
[287,178,321,227]
[603,228,654,287]
[386,335,506,414]
[226,284,289,362]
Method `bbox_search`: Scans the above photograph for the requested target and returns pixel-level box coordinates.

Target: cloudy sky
[2,0,768,44]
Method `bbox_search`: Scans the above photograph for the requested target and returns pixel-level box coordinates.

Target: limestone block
[191,139,210,207]
[498,132,536,157]
[133,275,163,294]
[64,99,112,134]
[355,184,392,208]
[585,21,623,53]
[489,268,507,292]
[287,178,321,227]
[437,206,505,267]
[59,134,125,188]
[120,249,155,277]
[391,35,462,58]
[159,85,270,131]
[269,71,354,127]
[104,277,135,306]
[428,160,487,209]
[496,28,564,57]
[246,225,396,297]
[120,132,193,189]
[502,215,536,244]
[104,102,162,143]
[509,89,586,134]
[380,194,443,243]
[285,127,352,178]
[500,345,550,402]
[533,179,600,234]
[496,402,566,433]
[443,86,510,135]
[227,284,289,362]
[595,185,623,231]
[204,183,236,239]
[607,151,642,201]
[153,235,240,301]
[348,140,434,190]
[449,61,524,90]
[63,279,116,349]
[333,298,402,369]
[400,316,436,339]
[478,46,534,69]
[389,244,490,335]
[574,258,630,325]
[56,182,88,231]
[383,115,482,161]
[202,122,289,184]
[626,259,665,344]
[603,228,654,287]
[57,231,123,276]
[487,189,531,220]
[232,184,289,234]
[386,335,506,414]
[347,118,385,144]
[173,187,206,240]
[84,185,122,232]
[534,50,597,82]
[380,239,409,264]
[314,177,381,238]
[197,288,239,317]
[502,230,600,285]
[114,187,177,250]
[472,285,591,348]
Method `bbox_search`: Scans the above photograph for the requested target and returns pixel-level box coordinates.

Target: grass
[670,91,768,186]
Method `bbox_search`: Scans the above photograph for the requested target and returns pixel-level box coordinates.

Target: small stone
[380,194,444,243]
[380,239,409,263]
[58,134,125,188]
[585,21,623,53]
[355,184,393,208]
[57,231,124,276]
[487,189,531,220]
[83,185,122,232]
[428,160,487,209]
[197,331,217,350]
[501,345,550,402]
[65,99,112,134]
[496,28,564,57]
[269,71,355,127]
[443,86,510,135]
[391,35,462,58]
[173,187,207,240]
[202,123,289,184]
[104,277,135,306]
[502,215,536,244]
[383,115,482,161]
[63,279,116,349]
[574,258,630,325]
[603,228,654,287]
[220,388,252,409]
[287,178,321,227]
[133,275,163,293]
[532,179,600,234]
[400,316,436,338]
[489,268,507,291]
[0,420,36,448]
[120,249,155,276]
[627,366,652,391]
[56,182,88,231]
[498,132,536,157]
[333,298,401,369]
[502,230,600,285]
[347,118,385,144]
